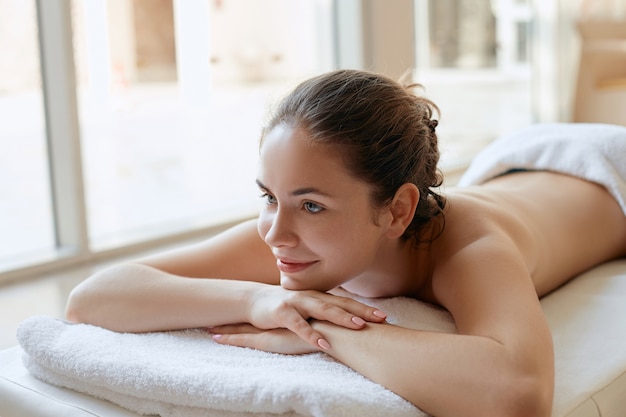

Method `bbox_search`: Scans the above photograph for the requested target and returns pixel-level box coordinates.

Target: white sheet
[458,123,626,215]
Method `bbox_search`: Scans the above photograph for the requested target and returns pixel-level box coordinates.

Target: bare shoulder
[438,171,626,296]
[139,218,280,283]
[431,232,541,331]
[421,171,626,394]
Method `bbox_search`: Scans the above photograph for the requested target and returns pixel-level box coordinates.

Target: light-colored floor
[0,73,532,350]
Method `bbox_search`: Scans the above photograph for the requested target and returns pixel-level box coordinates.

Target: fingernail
[373,310,387,319]
[317,338,330,350]
[351,316,366,326]
[212,334,223,341]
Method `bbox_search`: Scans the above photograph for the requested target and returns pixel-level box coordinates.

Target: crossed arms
[66,220,554,417]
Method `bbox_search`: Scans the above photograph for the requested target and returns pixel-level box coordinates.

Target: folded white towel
[458,123,626,215]
[17,291,454,417]
[15,260,626,417]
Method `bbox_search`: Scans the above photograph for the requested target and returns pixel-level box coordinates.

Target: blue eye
[303,201,324,214]
[260,192,276,205]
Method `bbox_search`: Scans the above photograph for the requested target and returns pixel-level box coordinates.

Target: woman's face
[257,123,390,291]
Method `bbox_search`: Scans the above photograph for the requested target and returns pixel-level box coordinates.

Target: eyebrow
[255,179,333,198]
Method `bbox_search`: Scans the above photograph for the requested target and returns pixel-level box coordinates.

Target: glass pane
[0,0,54,270]
[515,21,529,63]
[429,0,497,68]
[71,0,334,249]
[419,0,533,174]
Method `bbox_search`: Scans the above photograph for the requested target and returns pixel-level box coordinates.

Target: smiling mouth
[276,259,318,274]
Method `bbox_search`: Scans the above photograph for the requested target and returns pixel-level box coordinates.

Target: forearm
[66,263,265,332]
[312,321,553,417]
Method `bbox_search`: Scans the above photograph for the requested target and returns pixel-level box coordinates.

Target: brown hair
[262,69,446,242]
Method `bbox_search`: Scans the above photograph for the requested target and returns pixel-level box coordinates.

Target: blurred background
[1,0,625,347]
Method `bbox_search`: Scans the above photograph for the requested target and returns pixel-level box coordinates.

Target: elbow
[65,262,154,329]
[64,263,129,325]
[65,306,81,324]
[65,282,92,324]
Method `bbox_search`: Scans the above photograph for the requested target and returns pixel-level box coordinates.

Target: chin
[280,275,305,290]
[280,275,333,292]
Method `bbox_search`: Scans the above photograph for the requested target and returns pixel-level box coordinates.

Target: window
[414,0,533,173]
[1,0,555,282]
[0,0,54,270]
[71,0,334,250]
[1,0,334,279]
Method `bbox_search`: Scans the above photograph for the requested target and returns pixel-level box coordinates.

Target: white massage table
[1,259,626,417]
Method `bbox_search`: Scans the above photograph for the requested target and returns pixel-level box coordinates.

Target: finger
[302,295,387,330]
[322,295,388,323]
[281,310,331,350]
[208,312,329,352]
[211,332,261,349]
[212,330,317,354]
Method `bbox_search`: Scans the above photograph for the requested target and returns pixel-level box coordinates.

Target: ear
[385,183,420,239]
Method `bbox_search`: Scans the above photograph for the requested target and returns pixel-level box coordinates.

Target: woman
[66,69,626,417]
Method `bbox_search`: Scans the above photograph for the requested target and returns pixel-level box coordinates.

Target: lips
[275,257,318,274]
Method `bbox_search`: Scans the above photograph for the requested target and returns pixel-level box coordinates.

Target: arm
[66,263,267,332]
[66,219,277,331]
[215,238,554,417]
[318,240,553,417]
[66,219,386,346]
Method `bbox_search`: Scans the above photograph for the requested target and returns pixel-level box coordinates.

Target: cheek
[315,232,363,267]
[336,226,382,262]
[257,211,270,240]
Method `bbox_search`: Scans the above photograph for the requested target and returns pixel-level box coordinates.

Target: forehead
[258,124,364,193]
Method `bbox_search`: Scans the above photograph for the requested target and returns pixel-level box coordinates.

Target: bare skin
[452,171,626,297]
[66,124,626,417]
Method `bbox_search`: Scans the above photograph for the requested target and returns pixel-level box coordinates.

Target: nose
[259,208,298,248]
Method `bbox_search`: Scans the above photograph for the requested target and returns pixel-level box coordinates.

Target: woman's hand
[210,323,318,355]
[245,286,386,350]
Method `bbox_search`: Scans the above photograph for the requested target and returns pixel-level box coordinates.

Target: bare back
[446,171,626,296]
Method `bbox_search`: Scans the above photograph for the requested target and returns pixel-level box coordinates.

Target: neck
[340,235,433,298]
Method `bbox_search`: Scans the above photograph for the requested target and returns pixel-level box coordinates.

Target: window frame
[0,1,257,284]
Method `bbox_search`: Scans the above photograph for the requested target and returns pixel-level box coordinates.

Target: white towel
[458,123,626,215]
[17,290,455,417]
[15,261,626,417]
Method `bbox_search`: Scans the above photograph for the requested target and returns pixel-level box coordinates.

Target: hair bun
[428,119,439,133]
